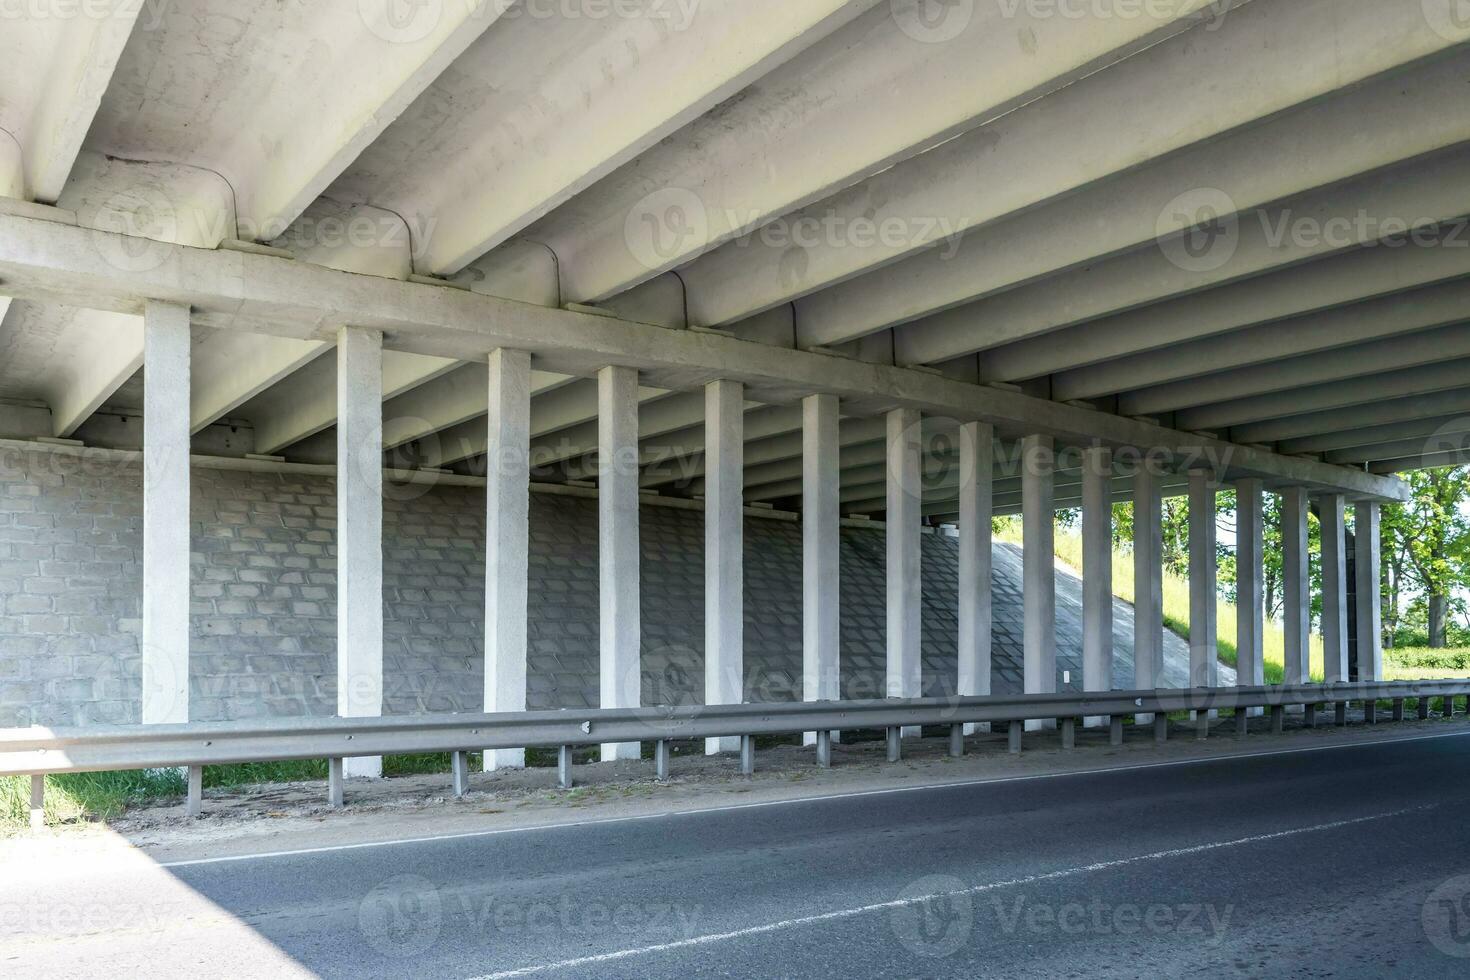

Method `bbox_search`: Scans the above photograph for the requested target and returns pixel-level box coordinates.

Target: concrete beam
[1234,387,1470,447]
[896,144,1470,367]
[531,0,1225,303]
[46,309,144,439]
[190,332,331,433]
[141,301,191,725]
[0,209,1406,500]
[785,0,1470,349]
[1281,417,1470,457]
[382,364,572,452]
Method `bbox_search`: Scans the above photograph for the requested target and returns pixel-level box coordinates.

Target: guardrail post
[1154,714,1168,744]
[328,758,344,808]
[1334,702,1347,727]
[1061,717,1076,750]
[1418,698,1430,721]
[1445,695,1458,719]
[1305,703,1317,727]
[558,745,574,789]
[1235,710,1248,737]
[816,730,832,768]
[1364,700,1378,725]
[451,751,470,798]
[1109,716,1124,746]
[740,735,755,775]
[886,727,901,763]
[186,765,203,818]
[29,775,43,832]
[1270,705,1284,734]
[949,724,965,758]
[655,739,670,782]
[1008,720,1022,754]
[1392,699,1405,722]
[1195,710,1209,741]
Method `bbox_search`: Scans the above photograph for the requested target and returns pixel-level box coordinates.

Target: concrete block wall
[0,440,1201,729]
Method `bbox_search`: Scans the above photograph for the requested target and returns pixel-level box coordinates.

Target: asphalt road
[6,732,1470,978]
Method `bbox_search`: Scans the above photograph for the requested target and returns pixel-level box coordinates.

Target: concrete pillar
[336,326,384,779]
[1081,447,1112,726]
[599,365,641,762]
[1354,502,1383,683]
[802,394,840,744]
[705,380,744,755]
[886,408,922,718]
[1236,480,1265,691]
[1022,434,1056,730]
[1320,494,1349,684]
[1281,487,1310,686]
[1132,466,1164,722]
[957,422,993,735]
[1188,471,1218,692]
[484,349,531,771]
[141,301,191,726]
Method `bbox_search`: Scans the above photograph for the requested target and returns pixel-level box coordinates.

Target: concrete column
[1354,501,1383,683]
[1081,447,1112,727]
[141,301,191,726]
[705,380,744,755]
[484,349,531,771]
[957,422,993,735]
[802,394,840,744]
[336,326,384,779]
[1132,466,1164,723]
[1188,471,1218,691]
[1022,434,1056,730]
[1281,487,1310,686]
[1236,480,1265,692]
[886,408,922,715]
[599,365,641,762]
[1320,494,1349,684]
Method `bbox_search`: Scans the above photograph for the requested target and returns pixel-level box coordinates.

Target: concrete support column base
[1154,715,1168,743]
[949,724,965,758]
[886,727,901,762]
[1008,721,1023,754]
[1061,718,1076,750]
[1109,716,1124,746]
[815,730,832,768]
[1270,705,1285,734]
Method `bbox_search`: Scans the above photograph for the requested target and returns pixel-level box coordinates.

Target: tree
[1383,467,1470,648]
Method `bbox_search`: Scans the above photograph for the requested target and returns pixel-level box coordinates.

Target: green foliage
[1382,466,1470,648]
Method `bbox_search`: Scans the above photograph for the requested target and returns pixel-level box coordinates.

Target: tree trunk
[1429,593,1448,648]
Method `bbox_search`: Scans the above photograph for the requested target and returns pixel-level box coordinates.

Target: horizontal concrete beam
[0,208,1405,500]
[1231,387,1470,446]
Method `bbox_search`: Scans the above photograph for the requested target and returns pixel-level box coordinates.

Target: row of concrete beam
[135,304,1385,772]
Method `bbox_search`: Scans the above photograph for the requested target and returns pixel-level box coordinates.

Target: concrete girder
[1,304,145,439]
[1278,417,1470,457]
[336,0,877,277]
[379,363,573,453]
[1371,450,1470,475]
[893,144,1470,367]
[83,0,507,240]
[1229,387,1470,446]
[0,209,1406,501]
[1053,277,1470,403]
[518,0,1225,304]
[1120,322,1470,418]
[1179,357,1470,433]
[555,390,767,479]
[633,405,816,488]
[419,379,673,470]
[249,351,462,455]
[190,332,332,434]
[862,475,1195,522]
[0,2,143,203]
[772,2,1470,349]
[647,413,893,491]
[974,228,1470,385]
[1326,435,1470,466]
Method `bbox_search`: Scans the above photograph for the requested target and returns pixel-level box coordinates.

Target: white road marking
[155,727,1470,869]
[467,804,1438,979]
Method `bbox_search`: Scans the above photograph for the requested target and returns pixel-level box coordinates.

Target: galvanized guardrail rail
[7,680,1470,829]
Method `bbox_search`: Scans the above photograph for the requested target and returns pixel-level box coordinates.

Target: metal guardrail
[7,680,1470,828]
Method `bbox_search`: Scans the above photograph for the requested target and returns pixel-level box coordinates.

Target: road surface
[5,731,1470,978]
